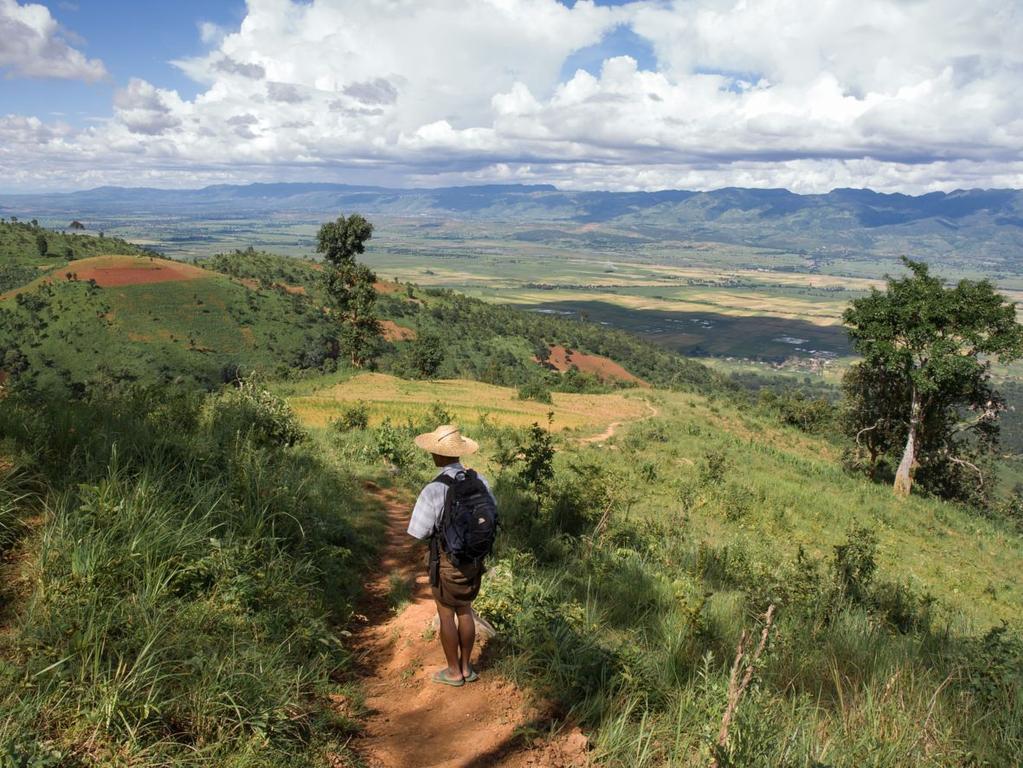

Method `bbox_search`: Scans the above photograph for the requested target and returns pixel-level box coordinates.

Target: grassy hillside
[302,376,1023,766]
[1,246,726,400]
[0,254,331,391]
[0,384,384,765]
[1,236,1021,765]
[0,219,150,293]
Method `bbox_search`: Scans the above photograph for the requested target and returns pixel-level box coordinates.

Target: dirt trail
[580,399,659,444]
[346,483,589,768]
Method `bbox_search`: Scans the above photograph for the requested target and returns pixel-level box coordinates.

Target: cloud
[342,78,398,105]
[113,78,184,135]
[4,0,1023,192]
[266,81,307,103]
[213,56,266,80]
[0,0,105,81]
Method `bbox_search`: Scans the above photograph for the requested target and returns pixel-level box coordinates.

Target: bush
[207,379,304,447]
[333,400,370,432]
[373,420,417,468]
[517,379,553,404]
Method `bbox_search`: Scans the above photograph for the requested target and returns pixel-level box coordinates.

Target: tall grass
[473,421,1023,767]
[0,385,380,765]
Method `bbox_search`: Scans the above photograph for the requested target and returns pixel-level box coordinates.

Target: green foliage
[373,420,417,468]
[0,387,375,764]
[403,331,444,379]
[207,379,305,447]
[317,213,379,367]
[0,267,330,397]
[758,387,834,433]
[517,378,553,403]
[475,436,1020,768]
[843,259,1023,498]
[375,287,725,395]
[332,400,370,432]
[200,247,324,298]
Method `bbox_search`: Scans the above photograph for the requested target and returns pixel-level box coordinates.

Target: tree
[406,331,444,378]
[843,259,1023,498]
[35,233,48,258]
[316,213,379,367]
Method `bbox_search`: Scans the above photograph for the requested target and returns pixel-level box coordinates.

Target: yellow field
[493,288,846,326]
[288,372,650,434]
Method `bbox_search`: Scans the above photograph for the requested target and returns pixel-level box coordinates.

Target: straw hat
[414,424,479,457]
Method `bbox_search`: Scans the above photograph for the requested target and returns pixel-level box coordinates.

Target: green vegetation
[2,221,1022,765]
[459,406,1023,767]
[317,213,378,367]
[0,384,381,765]
[844,260,1023,500]
[0,218,149,292]
[0,271,330,392]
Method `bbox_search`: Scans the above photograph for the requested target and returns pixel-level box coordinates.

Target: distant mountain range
[4,183,1023,269]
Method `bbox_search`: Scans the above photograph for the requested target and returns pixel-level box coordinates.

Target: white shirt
[407,462,494,540]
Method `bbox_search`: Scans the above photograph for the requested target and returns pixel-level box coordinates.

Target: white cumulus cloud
[0,0,106,81]
[3,0,1023,192]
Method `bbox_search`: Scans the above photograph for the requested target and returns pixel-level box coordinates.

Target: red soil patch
[543,345,648,387]
[380,320,417,342]
[374,281,404,295]
[72,257,209,287]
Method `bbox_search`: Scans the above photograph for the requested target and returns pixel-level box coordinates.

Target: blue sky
[1,0,1021,193]
[2,1,246,127]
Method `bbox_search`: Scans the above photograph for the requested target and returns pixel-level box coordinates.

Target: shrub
[373,419,416,468]
[700,447,731,485]
[207,379,305,448]
[333,400,370,432]
[517,379,553,404]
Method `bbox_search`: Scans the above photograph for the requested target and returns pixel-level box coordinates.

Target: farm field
[284,371,652,434]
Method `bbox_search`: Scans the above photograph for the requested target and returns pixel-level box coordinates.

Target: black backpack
[430,469,498,575]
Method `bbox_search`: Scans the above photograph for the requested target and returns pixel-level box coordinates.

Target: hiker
[407,424,498,687]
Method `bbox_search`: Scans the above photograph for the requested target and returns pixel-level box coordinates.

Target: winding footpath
[342,483,589,768]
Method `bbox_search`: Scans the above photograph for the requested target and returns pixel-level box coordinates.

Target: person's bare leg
[455,605,476,677]
[435,600,462,678]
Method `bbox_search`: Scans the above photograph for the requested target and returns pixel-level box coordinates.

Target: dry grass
[289,372,650,433]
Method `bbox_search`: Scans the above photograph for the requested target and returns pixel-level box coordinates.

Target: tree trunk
[894,389,921,497]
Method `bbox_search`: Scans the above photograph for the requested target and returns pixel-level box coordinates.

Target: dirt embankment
[380,320,417,342]
[543,344,649,387]
[344,483,589,768]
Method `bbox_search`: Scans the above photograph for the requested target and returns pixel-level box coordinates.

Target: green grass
[447,406,1023,767]
[0,385,385,765]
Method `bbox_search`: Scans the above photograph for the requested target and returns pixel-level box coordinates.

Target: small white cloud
[198,20,225,45]
[0,0,105,81]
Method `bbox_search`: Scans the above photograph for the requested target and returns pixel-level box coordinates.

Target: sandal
[463,665,480,683]
[433,669,464,687]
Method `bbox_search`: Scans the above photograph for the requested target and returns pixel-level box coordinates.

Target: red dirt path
[345,483,590,768]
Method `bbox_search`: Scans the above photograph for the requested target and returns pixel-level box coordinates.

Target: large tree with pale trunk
[316,213,379,368]
[843,259,1023,498]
